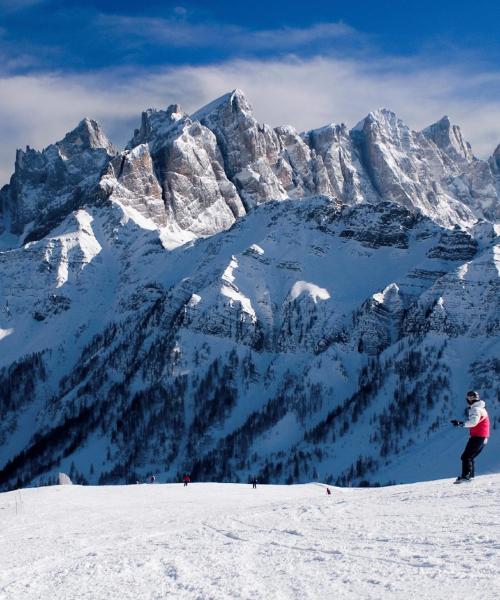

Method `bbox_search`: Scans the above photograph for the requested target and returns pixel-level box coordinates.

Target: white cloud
[95,14,353,50]
[1,54,500,185]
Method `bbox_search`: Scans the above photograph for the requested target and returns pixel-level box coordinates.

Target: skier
[150,475,156,484]
[251,476,257,489]
[326,487,331,495]
[451,390,490,483]
[183,474,191,487]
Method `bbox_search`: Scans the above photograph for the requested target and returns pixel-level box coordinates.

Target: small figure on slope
[251,476,257,489]
[183,474,191,487]
[326,487,331,495]
[451,390,490,483]
[150,475,156,484]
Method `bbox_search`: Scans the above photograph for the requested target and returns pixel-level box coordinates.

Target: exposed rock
[192,89,288,209]
[101,144,166,226]
[1,119,116,238]
[2,90,499,246]
[127,104,186,150]
[355,283,405,355]
[422,116,474,163]
[427,226,478,260]
[338,201,421,249]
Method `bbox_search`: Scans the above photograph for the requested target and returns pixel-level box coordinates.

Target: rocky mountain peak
[422,116,474,162]
[1,118,116,237]
[191,88,253,125]
[351,108,415,155]
[2,90,499,245]
[127,105,187,150]
[189,89,290,209]
[166,103,184,119]
[57,118,115,157]
[353,108,400,133]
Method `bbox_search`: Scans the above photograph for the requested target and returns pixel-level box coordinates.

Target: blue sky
[1,0,500,183]
[2,0,500,71]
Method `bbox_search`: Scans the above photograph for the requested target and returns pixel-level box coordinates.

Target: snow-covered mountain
[0,90,499,491]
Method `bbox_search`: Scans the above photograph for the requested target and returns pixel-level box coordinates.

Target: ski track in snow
[1,478,499,599]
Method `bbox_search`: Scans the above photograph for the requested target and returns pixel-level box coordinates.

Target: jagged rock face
[427,227,478,261]
[127,104,185,150]
[355,283,405,355]
[354,110,423,209]
[350,110,477,227]
[273,125,324,198]
[305,109,500,228]
[108,104,246,235]
[192,90,290,208]
[101,145,166,226]
[0,119,116,237]
[422,116,474,163]
[405,244,500,337]
[421,117,500,223]
[337,201,423,249]
[153,119,246,234]
[2,89,499,248]
[192,91,344,210]
[306,123,377,205]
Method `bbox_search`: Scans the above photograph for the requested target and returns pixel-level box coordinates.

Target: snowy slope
[0,196,498,490]
[1,478,499,600]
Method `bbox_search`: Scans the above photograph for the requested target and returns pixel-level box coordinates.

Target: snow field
[1,477,499,599]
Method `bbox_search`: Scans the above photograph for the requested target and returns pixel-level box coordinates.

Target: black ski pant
[461,436,487,478]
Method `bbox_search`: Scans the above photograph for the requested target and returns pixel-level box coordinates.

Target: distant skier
[183,474,191,487]
[150,475,156,484]
[251,477,257,489]
[451,390,490,483]
[326,487,331,495]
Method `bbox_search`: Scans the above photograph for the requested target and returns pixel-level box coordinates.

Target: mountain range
[0,89,498,491]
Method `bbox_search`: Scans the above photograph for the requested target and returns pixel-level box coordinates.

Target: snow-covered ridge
[0,194,498,491]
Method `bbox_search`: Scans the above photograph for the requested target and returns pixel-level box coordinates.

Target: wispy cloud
[95,14,354,51]
[1,53,500,185]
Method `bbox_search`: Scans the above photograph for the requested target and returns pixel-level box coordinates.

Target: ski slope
[1,478,499,599]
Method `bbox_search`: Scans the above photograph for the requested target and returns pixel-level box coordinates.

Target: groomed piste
[1,476,499,599]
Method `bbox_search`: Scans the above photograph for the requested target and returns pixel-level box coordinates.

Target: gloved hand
[450,419,464,427]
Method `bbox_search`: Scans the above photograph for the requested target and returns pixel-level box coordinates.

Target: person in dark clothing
[251,477,257,489]
[183,474,191,487]
[460,437,487,479]
[451,390,490,483]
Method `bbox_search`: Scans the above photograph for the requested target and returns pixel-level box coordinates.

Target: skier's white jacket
[464,400,489,438]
